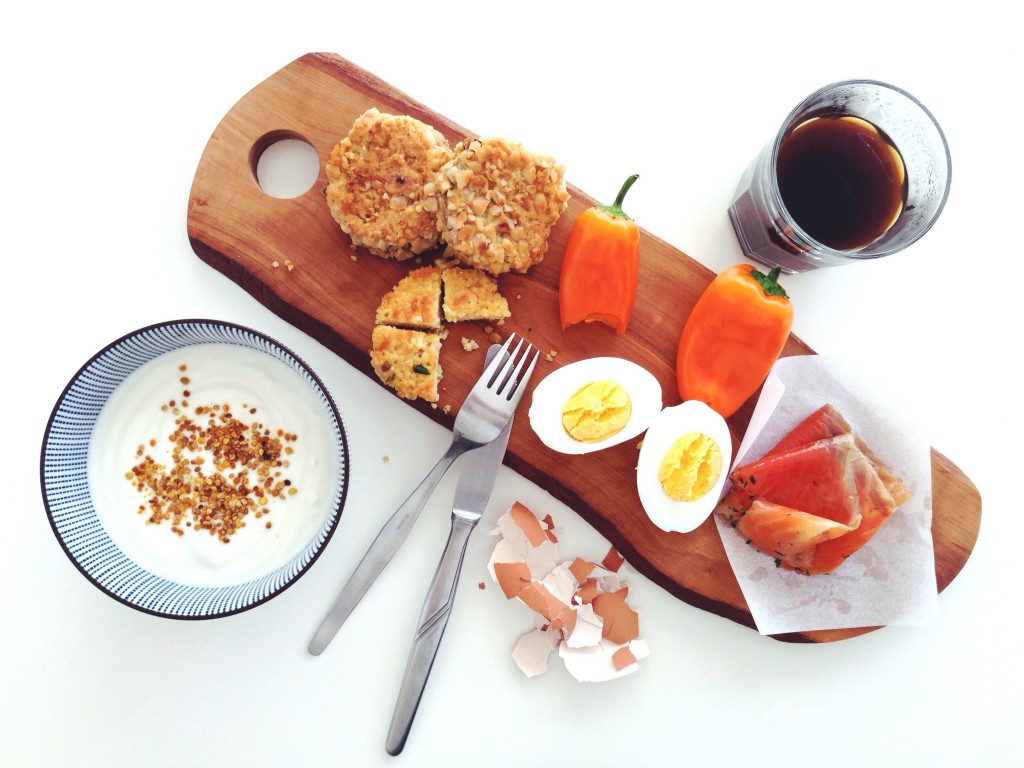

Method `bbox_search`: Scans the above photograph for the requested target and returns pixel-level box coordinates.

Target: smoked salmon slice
[719,433,864,529]
[764,404,909,506]
[735,499,856,571]
[716,404,906,575]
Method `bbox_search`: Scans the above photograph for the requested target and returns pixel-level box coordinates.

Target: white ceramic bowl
[40,319,350,619]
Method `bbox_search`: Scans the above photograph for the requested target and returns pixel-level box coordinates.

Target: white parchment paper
[715,355,939,635]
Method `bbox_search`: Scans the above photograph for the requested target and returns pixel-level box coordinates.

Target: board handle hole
[251,131,320,199]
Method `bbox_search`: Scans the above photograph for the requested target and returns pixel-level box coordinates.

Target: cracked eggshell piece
[512,628,560,678]
[488,504,559,580]
[636,400,733,533]
[559,638,652,682]
[528,357,662,454]
[591,587,640,645]
[564,602,604,649]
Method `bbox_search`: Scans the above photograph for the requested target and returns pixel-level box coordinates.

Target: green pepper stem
[597,174,639,220]
[750,265,789,299]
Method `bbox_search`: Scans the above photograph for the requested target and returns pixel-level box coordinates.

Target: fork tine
[505,350,540,405]
[497,343,539,402]
[478,333,517,389]
[493,336,526,392]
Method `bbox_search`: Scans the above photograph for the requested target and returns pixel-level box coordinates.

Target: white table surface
[5,2,1019,766]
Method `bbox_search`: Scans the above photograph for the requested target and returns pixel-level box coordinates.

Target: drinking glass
[728,80,951,273]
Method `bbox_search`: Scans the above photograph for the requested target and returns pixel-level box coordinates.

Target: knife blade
[384,351,514,756]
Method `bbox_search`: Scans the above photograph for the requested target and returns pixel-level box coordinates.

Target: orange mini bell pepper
[675,264,794,419]
[559,175,640,335]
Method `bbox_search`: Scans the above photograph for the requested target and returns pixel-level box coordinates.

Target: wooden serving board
[187,53,981,643]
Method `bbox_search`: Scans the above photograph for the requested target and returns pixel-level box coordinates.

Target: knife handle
[307,441,467,656]
[386,514,477,756]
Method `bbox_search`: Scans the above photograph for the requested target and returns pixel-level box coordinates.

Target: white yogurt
[88,343,340,587]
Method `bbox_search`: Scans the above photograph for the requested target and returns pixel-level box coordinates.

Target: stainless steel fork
[308,333,539,656]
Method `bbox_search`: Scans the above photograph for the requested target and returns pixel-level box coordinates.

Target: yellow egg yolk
[658,432,722,501]
[561,380,632,442]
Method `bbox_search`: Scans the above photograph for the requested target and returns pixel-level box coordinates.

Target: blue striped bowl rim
[40,319,350,619]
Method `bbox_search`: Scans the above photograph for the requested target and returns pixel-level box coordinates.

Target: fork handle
[385,514,477,756]
[307,441,468,656]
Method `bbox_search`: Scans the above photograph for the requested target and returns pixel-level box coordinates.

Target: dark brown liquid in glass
[777,116,906,251]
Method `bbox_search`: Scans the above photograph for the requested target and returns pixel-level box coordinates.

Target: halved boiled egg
[636,400,732,533]
[529,357,662,455]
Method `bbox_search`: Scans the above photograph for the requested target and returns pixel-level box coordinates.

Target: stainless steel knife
[384,352,515,756]
[308,337,533,657]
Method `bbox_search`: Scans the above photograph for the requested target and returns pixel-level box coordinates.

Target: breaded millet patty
[441,267,510,323]
[375,266,443,330]
[369,325,443,402]
[326,108,453,259]
[435,137,569,275]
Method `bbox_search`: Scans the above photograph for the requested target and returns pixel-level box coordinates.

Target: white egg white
[636,400,733,533]
[528,357,663,455]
